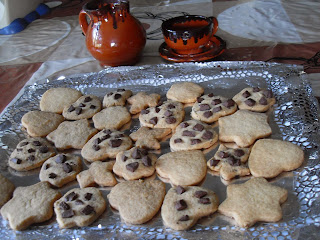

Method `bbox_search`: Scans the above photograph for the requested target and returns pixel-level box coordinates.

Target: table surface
[1,0,320,113]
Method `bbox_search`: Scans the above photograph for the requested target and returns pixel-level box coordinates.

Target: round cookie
[207,144,251,181]
[21,111,64,137]
[107,180,166,224]
[166,82,204,103]
[92,106,131,130]
[40,154,82,188]
[8,137,56,171]
[232,87,275,112]
[81,129,132,162]
[54,188,106,228]
[170,120,218,151]
[161,185,219,230]
[139,100,185,129]
[0,174,15,208]
[46,119,98,150]
[191,94,237,123]
[156,150,207,186]
[113,147,157,181]
[103,89,132,107]
[248,139,304,178]
[62,95,102,120]
[40,88,82,114]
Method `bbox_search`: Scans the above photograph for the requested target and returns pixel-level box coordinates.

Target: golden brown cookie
[0,174,15,208]
[161,185,219,230]
[127,92,161,114]
[103,89,132,107]
[248,139,304,178]
[1,182,61,230]
[92,106,131,130]
[218,177,288,228]
[166,82,204,103]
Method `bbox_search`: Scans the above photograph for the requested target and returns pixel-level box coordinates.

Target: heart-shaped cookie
[107,180,166,224]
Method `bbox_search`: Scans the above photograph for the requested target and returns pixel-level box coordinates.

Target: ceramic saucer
[159,36,226,62]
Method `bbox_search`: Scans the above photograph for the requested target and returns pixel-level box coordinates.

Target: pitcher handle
[211,16,218,36]
[79,9,89,36]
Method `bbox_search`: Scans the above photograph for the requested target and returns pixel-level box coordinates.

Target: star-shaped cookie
[0,182,61,230]
[218,177,288,228]
[129,127,171,150]
[127,92,161,114]
[218,110,272,147]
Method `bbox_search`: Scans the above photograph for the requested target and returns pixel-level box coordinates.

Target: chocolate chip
[165,117,176,124]
[49,173,57,179]
[114,93,121,99]
[75,107,82,115]
[209,159,219,166]
[199,104,210,111]
[234,149,245,157]
[164,110,173,117]
[227,156,241,166]
[194,191,207,198]
[139,148,148,156]
[63,163,73,173]
[197,97,204,103]
[208,93,214,97]
[253,87,260,92]
[141,109,149,115]
[175,199,187,211]
[45,164,50,169]
[132,148,141,159]
[142,155,152,167]
[191,139,201,145]
[16,148,23,152]
[182,130,196,137]
[32,141,42,146]
[107,92,113,97]
[126,162,139,172]
[212,99,222,105]
[101,134,110,141]
[62,209,74,218]
[55,154,67,164]
[39,146,49,153]
[90,105,96,109]
[75,199,84,205]
[156,100,163,107]
[117,89,125,92]
[203,111,213,118]
[81,205,95,215]
[193,124,204,131]
[27,148,35,153]
[27,155,35,161]
[65,192,78,201]
[218,151,229,158]
[93,138,101,145]
[68,105,75,112]
[176,186,186,194]
[10,158,22,164]
[242,90,251,98]
[212,106,222,113]
[79,103,86,108]
[174,138,183,143]
[199,197,211,204]
[84,193,93,201]
[180,122,189,128]
[167,104,175,109]
[103,129,112,134]
[263,90,273,98]
[84,96,92,102]
[245,98,256,106]
[202,130,213,140]
[259,97,268,105]
[155,107,161,113]
[179,215,189,221]
[59,201,70,210]
[19,141,29,147]
[122,155,128,162]
[149,117,158,125]
[110,139,122,148]
[92,144,100,151]
[223,99,235,108]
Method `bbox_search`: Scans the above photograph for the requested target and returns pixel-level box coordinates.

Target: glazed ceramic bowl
[161,15,218,55]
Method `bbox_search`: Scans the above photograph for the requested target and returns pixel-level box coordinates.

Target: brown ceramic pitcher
[79,0,146,67]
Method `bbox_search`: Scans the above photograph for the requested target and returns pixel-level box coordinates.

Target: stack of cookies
[0,81,304,231]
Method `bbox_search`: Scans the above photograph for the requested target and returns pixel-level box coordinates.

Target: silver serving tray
[0,61,319,239]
